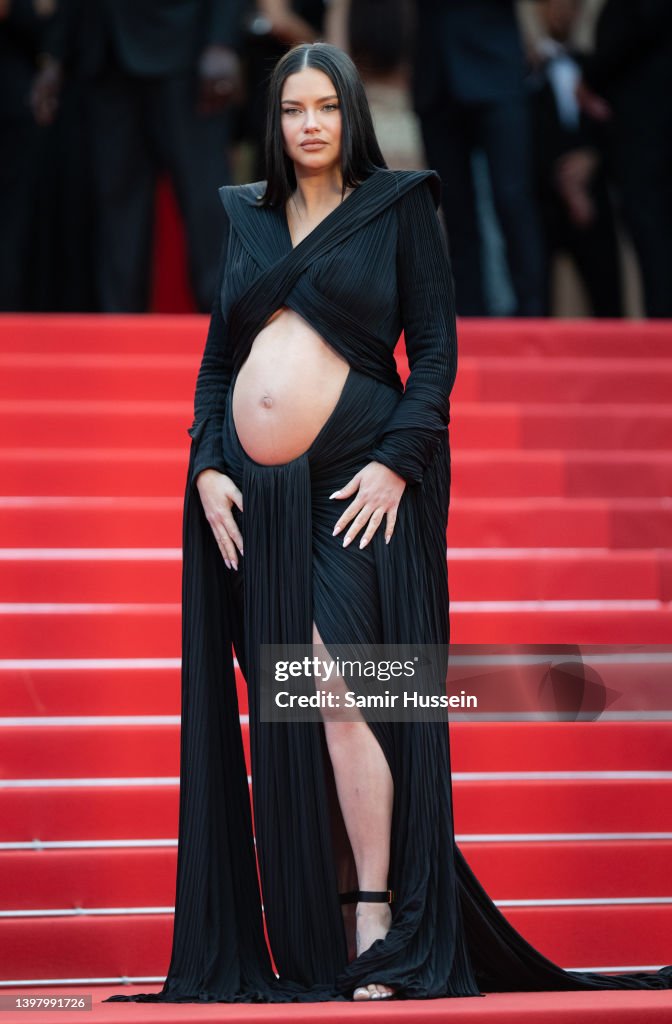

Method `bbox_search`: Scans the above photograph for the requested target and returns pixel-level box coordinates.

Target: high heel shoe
[340,890,397,1000]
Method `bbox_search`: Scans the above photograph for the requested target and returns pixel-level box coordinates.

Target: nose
[304,107,320,132]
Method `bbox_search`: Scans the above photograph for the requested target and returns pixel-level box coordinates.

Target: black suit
[75,0,241,77]
[61,0,245,312]
[412,0,546,316]
[582,0,672,318]
[530,50,623,318]
[0,0,61,309]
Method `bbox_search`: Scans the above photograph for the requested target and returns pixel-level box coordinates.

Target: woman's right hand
[195,469,244,570]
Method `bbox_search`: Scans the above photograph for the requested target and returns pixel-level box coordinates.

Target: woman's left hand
[330,462,406,549]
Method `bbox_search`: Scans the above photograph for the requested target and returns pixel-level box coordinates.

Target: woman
[105,43,671,1004]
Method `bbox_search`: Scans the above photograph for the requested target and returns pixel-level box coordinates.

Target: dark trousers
[541,176,623,318]
[86,65,232,312]
[420,97,547,316]
[611,102,672,318]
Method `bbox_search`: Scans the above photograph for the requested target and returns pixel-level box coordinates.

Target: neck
[291,166,346,214]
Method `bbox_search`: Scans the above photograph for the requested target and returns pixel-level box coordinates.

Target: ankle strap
[339,889,395,905]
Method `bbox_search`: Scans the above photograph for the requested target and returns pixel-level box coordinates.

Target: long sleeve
[369,179,457,485]
[187,215,234,486]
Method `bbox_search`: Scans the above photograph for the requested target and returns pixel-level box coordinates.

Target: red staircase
[0,316,671,1021]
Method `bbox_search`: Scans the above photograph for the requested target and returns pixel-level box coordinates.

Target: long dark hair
[261,43,387,207]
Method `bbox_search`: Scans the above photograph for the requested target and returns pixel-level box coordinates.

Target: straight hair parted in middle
[261,42,388,207]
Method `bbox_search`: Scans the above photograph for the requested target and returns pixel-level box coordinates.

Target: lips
[301,141,326,149]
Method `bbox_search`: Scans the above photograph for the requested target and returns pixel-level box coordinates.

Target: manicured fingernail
[329,491,340,499]
[343,536,351,548]
[385,535,391,545]
[225,559,231,569]
[231,562,238,571]
[359,538,367,549]
[333,525,341,536]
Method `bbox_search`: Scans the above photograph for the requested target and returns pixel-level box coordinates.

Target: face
[280,67,342,175]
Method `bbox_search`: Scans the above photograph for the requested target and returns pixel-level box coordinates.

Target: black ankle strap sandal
[339,889,395,905]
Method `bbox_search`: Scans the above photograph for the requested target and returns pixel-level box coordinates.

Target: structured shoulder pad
[218,180,268,216]
[389,168,441,209]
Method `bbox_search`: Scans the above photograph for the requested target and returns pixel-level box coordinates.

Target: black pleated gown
[105,168,672,1003]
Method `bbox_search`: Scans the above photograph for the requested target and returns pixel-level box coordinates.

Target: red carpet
[0,316,670,1019]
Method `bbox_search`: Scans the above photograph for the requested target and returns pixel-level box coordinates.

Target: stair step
[0,906,669,979]
[3,353,672,404]
[4,315,672,361]
[3,449,672,499]
[2,402,672,450]
[0,315,206,355]
[1,496,671,547]
[2,550,672,602]
[3,778,671,842]
[2,601,672,651]
[2,841,671,911]
[0,722,669,778]
[453,405,672,450]
[454,319,672,360]
[3,656,672,716]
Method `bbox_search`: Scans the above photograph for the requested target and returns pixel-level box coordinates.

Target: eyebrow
[281,95,339,104]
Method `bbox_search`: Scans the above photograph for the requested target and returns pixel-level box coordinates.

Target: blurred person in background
[52,0,246,313]
[411,0,547,317]
[529,0,622,317]
[577,0,672,318]
[0,0,65,310]
[240,0,327,179]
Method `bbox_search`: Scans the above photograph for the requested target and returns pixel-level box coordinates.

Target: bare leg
[313,623,395,1000]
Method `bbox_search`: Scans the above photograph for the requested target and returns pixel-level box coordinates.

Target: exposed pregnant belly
[231,308,350,465]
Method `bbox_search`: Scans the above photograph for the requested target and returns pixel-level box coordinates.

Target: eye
[281,106,300,116]
[323,104,339,112]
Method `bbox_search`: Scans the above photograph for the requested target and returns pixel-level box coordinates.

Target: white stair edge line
[452,600,665,612]
[448,547,649,558]
[0,840,178,849]
[0,659,183,669]
[0,545,664,559]
[2,770,672,789]
[3,832,672,851]
[454,771,672,781]
[496,897,672,907]
[0,908,175,918]
[0,603,182,613]
[0,977,167,988]
[2,653,671,669]
[450,712,672,722]
[3,897,672,919]
[565,965,671,974]
[0,777,182,788]
[449,652,672,665]
[0,549,182,560]
[0,716,183,726]
[1,713,670,726]
[0,599,667,612]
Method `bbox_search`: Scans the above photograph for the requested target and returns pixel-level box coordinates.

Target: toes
[352,982,395,1001]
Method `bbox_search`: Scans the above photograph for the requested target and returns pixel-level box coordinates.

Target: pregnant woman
[105,43,671,1004]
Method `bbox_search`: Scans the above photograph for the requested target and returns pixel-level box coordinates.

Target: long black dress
[105,168,672,1002]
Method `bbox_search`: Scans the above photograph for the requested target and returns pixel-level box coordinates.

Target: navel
[261,394,274,409]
